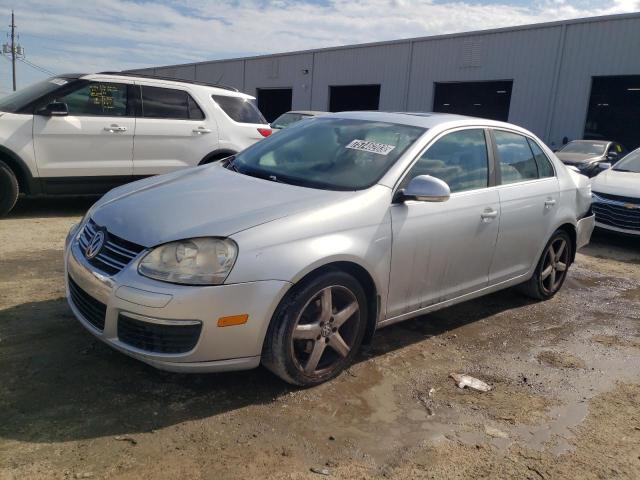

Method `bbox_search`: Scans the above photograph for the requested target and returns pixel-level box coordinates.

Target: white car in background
[270,110,328,131]
[0,72,272,216]
[591,147,640,236]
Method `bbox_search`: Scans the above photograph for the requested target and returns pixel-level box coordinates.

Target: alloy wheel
[290,285,361,376]
[540,237,569,294]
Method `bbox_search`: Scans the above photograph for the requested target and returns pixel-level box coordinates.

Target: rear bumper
[576,213,595,249]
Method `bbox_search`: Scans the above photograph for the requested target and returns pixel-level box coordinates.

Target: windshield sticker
[49,78,68,86]
[346,139,396,156]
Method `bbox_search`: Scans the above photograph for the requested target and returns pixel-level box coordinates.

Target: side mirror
[606,151,618,161]
[598,162,612,170]
[397,175,450,203]
[37,101,68,117]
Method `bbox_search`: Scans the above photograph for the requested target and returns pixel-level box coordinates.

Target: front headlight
[138,237,238,285]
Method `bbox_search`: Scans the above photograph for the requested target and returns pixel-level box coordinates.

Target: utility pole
[10,10,15,91]
[3,11,23,91]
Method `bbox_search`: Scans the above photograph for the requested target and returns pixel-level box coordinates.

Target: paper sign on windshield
[346,139,396,156]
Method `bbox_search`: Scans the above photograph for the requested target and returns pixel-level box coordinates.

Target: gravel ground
[1,197,639,480]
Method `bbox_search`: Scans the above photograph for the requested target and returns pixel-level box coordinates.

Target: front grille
[78,220,145,275]
[68,276,106,330]
[117,315,202,354]
[594,192,640,205]
[592,194,640,232]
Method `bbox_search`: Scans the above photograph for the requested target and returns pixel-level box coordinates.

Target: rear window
[212,95,266,124]
[141,86,204,120]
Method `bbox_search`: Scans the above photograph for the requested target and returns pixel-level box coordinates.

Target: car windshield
[232,117,426,190]
[613,149,640,173]
[0,77,71,112]
[559,142,606,155]
[271,113,311,129]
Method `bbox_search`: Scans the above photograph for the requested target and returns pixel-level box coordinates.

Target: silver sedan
[65,112,595,386]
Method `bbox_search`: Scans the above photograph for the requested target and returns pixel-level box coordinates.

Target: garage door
[433,81,513,122]
[257,88,292,123]
[329,85,380,112]
[584,75,640,150]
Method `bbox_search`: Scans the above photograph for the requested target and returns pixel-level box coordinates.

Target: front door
[33,80,135,189]
[387,128,500,318]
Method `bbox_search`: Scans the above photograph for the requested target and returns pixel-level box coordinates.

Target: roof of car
[326,111,520,130]
[567,139,611,145]
[80,72,251,98]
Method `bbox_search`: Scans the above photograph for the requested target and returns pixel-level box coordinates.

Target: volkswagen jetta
[65,112,594,386]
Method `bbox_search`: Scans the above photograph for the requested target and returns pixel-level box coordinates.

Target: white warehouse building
[130,13,640,150]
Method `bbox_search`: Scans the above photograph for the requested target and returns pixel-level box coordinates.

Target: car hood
[591,169,640,198]
[556,152,603,164]
[91,165,350,247]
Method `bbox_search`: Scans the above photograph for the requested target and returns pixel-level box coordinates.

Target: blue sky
[0,0,636,95]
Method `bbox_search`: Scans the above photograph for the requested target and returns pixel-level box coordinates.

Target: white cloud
[0,0,637,91]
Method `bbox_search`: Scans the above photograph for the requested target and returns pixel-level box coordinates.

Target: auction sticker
[346,139,396,155]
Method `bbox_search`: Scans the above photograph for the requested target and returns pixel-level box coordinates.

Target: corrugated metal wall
[130,13,640,146]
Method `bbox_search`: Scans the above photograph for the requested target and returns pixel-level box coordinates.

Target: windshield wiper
[223,155,240,172]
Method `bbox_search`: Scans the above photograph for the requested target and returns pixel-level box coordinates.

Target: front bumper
[64,231,291,373]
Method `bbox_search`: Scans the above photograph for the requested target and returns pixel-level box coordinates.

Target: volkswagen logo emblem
[85,230,106,260]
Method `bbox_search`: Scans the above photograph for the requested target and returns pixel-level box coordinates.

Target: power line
[18,57,55,76]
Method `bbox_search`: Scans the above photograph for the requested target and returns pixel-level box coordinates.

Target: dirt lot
[1,197,640,480]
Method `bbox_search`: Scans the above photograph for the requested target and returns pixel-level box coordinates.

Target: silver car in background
[65,112,594,386]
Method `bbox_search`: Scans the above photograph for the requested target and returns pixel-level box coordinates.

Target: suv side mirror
[606,151,618,161]
[37,101,68,117]
[598,162,612,170]
[396,175,450,203]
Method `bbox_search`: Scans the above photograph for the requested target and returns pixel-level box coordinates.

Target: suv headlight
[138,238,238,285]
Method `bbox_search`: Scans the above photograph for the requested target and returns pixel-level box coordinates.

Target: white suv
[0,72,272,216]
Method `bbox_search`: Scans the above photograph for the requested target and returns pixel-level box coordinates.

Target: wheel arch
[198,149,237,165]
[272,260,381,347]
[556,222,577,264]
[0,145,40,195]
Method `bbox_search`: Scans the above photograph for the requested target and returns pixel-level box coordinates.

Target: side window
[141,86,204,120]
[494,130,538,184]
[58,82,128,116]
[212,95,266,124]
[527,139,555,178]
[400,129,489,193]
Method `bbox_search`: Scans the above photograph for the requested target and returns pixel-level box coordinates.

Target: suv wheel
[520,229,572,300]
[0,160,19,217]
[262,270,367,386]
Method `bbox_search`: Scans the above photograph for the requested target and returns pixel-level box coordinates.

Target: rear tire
[0,160,19,217]
[262,270,367,386]
[519,229,573,300]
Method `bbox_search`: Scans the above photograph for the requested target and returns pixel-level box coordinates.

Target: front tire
[520,229,573,300]
[262,270,367,386]
[0,160,19,217]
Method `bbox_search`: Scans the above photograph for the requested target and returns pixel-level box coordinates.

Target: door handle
[104,125,127,133]
[481,208,499,220]
[193,127,212,134]
[545,199,557,207]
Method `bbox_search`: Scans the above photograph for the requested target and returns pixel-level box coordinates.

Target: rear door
[489,129,559,283]
[132,84,218,176]
[33,80,135,188]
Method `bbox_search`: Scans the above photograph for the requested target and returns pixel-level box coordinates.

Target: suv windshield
[232,117,426,190]
[0,77,73,113]
[272,112,311,129]
[559,142,606,156]
[613,149,640,173]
